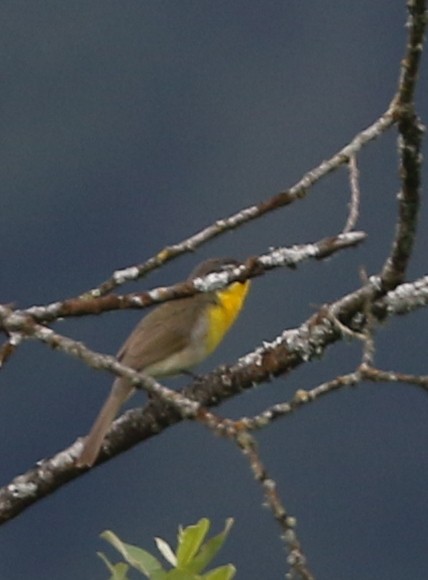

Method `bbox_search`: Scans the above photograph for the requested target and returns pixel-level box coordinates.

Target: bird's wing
[117,296,210,371]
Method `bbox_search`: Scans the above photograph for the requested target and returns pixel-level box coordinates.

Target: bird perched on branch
[77,257,250,467]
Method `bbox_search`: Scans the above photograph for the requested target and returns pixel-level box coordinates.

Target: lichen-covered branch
[10,232,366,324]
[86,113,396,299]
[0,274,427,525]
[380,0,426,288]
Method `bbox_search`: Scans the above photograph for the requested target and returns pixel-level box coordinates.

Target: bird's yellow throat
[205,280,250,354]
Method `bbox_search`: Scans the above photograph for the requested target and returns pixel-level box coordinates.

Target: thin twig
[198,411,314,580]
[358,268,377,367]
[237,373,361,431]
[235,431,314,580]
[0,307,200,420]
[18,232,366,324]
[84,113,396,299]
[360,365,428,391]
[0,335,21,369]
[343,155,361,233]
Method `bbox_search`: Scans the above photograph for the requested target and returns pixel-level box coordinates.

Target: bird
[76,257,250,467]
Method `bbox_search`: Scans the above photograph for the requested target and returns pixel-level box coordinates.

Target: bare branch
[343,155,361,233]
[238,373,361,431]
[394,0,427,108]
[194,410,314,580]
[15,232,366,324]
[360,365,428,390]
[373,274,428,319]
[85,113,395,299]
[235,431,314,580]
[0,336,21,369]
[228,362,428,433]
[1,274,427,524]
[380,0,426,289]
[0,307,201,419]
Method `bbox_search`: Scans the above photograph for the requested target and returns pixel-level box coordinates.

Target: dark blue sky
[1,2,427,579]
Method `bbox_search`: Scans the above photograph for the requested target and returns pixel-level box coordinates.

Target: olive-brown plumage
[77,258,249,467]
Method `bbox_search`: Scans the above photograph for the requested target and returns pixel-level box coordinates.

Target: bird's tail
[76,378,133,467]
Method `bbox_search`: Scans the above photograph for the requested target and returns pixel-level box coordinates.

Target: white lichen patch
[8,481,38,498]
[147,286,168,302]
[113,266,140,284]
[193,269,240,292]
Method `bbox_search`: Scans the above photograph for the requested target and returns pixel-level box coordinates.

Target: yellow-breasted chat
[77,258,250,466]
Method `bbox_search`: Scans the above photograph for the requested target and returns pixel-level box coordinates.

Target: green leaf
[163,570,202,580]
[98,552,130,580]
[101,530,165,577]
[176,518,210,568]
[188,519,234,574]
[202,564,236,580]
